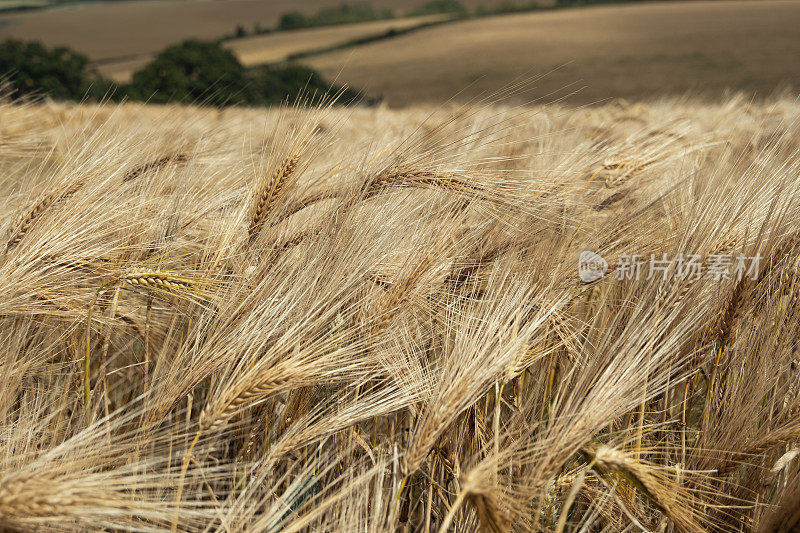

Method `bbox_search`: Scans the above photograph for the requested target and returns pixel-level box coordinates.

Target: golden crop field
[306,0,800,105]
[95,14,448,82]
[2,92,800,530]
[224,15,447,69]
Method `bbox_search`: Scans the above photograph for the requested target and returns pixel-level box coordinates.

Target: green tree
[250,63,360,105]
[411,0,469,16]
[0,39,107,100]
[314,3,393,25]
[278,11,310,30]
[278,3,394,31]
[127,40,248,106]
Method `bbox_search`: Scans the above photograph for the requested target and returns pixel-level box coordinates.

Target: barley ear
[583,444,705,533]
[249,155,299,242]
[123,153,189,182]
[6,179,85,251]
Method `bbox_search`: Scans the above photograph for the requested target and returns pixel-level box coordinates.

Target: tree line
[0,0,649,105]
[0,39,361,106]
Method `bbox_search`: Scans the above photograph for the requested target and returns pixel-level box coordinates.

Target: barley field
[2,92,800,531]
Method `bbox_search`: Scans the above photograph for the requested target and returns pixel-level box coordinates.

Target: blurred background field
[96,14,449,82]
[0,0,503,65]
[305,0,800,105]
[0,0,798,105]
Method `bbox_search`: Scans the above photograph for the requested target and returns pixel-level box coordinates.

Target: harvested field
[96,15,449,82]
[225,15,447,68]
[0,0,509,63]
[305,0,800,105]
[96,13,452,83]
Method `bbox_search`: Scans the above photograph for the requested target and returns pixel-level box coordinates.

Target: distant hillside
[305,0,800,106]
[95,14,450,82]
[0,0,540,61]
